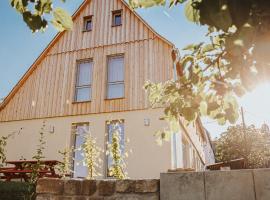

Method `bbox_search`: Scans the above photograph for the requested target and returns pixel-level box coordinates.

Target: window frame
[71,122,90,178]
[74,59,93,103]
[83,15,93,32]
[112,10,122,27]
[105,120,125,178]
[106,54,125,100]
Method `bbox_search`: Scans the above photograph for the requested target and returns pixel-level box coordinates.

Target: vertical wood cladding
[0,0,173,122]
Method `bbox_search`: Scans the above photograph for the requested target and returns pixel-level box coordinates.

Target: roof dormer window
[112,10,122,27]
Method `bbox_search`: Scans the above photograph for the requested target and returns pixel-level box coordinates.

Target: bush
[0,181,35,200]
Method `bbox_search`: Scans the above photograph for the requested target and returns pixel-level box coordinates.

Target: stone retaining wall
[161,168,270,200]
[36,178,159,200]
[36,169,270,200]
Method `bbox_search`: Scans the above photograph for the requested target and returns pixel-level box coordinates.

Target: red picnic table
[0,160,62,182]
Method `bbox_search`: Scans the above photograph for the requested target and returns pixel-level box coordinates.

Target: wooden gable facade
[0,0,174,122]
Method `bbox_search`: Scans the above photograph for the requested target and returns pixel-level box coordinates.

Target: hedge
[0,181,35,200]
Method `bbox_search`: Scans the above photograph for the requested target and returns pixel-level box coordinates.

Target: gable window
[112,10,122,26]
[72,122,90,178]
[106,120,125,177]
[107,55,124,99]
[74,60,93,102]
[83,16,92,31]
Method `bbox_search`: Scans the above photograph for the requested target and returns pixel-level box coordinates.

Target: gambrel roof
[0,0,173,112]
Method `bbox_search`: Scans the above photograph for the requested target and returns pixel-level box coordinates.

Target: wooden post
[241,107,248,168]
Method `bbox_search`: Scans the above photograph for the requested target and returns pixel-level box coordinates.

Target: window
[83,16,92,31]
[107,55,124,99]
[112,10,122,26]
[74,60,93,102]
[72,123,90,178]
[171,132,182,169]
[106,120,124,177]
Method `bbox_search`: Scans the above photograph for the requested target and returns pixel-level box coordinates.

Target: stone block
[82,180,97,196]
[37,195,73,200]
[104,194,159,200]
[37,178,64,195]
[72,196,89,200]
[64,179,82,195]
[253,168,270,200]
[55,196,73,200]
[116,180,136,193]
[135,180,159,193]
[36,195,51,200]
[205,170,255,200]
[98,180,116,196]
[160,172,205,200]
[88,197,104,200]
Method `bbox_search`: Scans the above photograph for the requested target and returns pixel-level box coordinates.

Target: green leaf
[23,11,47,32]
[51,7,72,32]
[184,0,200,23]
[201,44,215,53]
[183,44,197,50]
[129,0,166,8]
[182,107,197,121]
[199,101,207,116]
[207,102,220,113]
[217,116,226,125]
[10,0,28,13]
[35,0,53,14]
[182,56,194,68]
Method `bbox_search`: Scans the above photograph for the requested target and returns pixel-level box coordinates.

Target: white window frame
[74,59,93,102]
[71,122,90,178]
[106,55,125,99]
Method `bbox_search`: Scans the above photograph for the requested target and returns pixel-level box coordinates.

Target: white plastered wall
[0,108,171,179]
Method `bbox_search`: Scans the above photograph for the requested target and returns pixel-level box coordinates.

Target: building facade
[0,0,214,178]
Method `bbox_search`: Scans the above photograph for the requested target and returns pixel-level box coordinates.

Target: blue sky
[1,1,269,139]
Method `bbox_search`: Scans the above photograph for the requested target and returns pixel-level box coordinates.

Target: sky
[0,0,269,139]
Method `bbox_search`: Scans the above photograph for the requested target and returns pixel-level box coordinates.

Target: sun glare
[239,82,270,127]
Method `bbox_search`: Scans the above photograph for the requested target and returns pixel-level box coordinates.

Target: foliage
[154,118,180,146]
[129,0,270,140]
[0,134,12,168]
[0,182,35,200]
[0,129,22,167]
[81,134,103,179]
[55,147,73,179]
[10,0,72,32]
[106,122,128,179]
[215,124,270,168]
[27,121,51,184]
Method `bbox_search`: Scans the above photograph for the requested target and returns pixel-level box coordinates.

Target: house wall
[0,0,213,178]
[0,0,173,122]
[0,38,173,122]
[0,108,171,179]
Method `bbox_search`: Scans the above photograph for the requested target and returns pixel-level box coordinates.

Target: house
[203,129,216,166]
[0,0,214,178]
